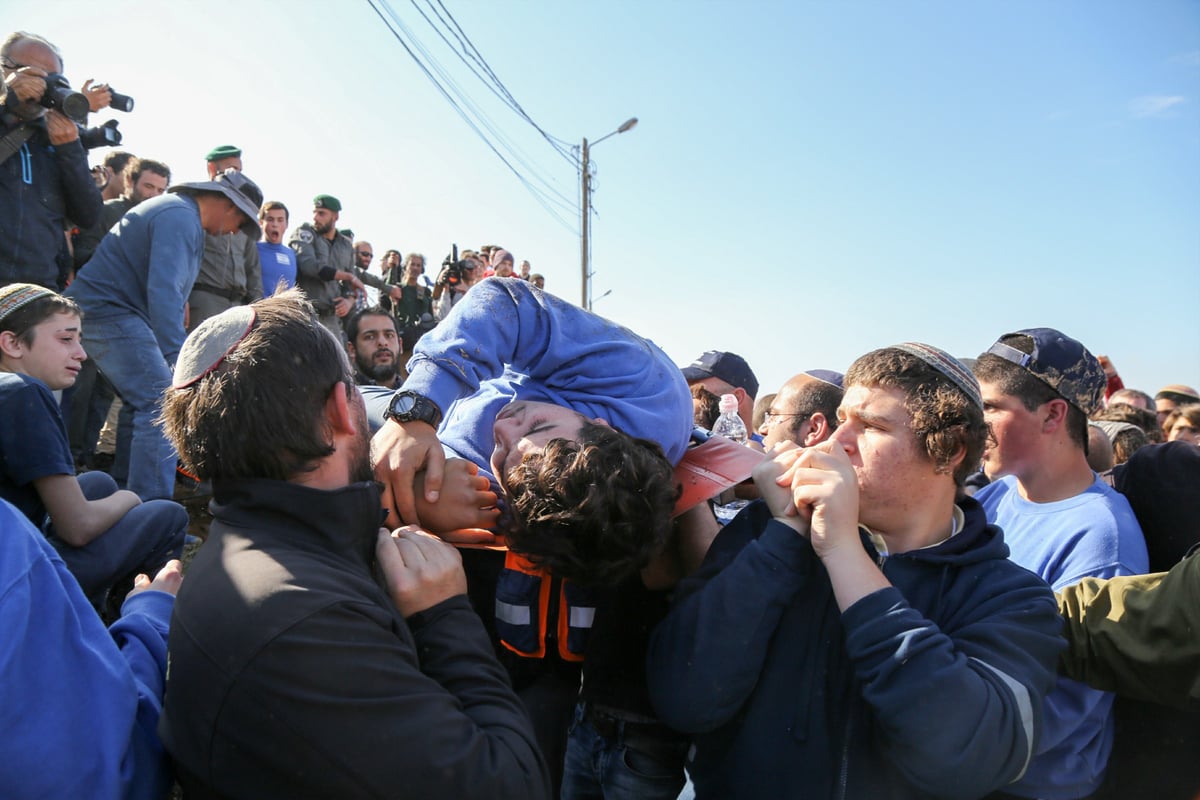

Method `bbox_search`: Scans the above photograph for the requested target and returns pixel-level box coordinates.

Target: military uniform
[288,222,355,339]
[187,231,263,332]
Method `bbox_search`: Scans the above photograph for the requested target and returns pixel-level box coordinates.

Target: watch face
[392,394,416,415]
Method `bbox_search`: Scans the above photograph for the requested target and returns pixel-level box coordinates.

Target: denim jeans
[80,314,176,500]
[45,470,187,605]
[561,703,688,800]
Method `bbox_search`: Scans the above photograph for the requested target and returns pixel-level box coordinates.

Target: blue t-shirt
[257,241,297,296]
[0,373,74,525]
[976,473,1148,800]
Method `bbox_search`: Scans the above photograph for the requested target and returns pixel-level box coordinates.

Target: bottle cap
[719,393,738,413]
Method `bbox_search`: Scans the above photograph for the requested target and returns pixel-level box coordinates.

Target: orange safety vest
[493,551,596,663]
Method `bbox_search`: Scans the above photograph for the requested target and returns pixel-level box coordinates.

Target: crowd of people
[2,28,1198,800]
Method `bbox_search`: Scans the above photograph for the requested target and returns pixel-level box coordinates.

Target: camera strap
[0,122,35,165]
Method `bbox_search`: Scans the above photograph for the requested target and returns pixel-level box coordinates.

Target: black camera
[40,72,90,123]
[437,245,465,287]
[78,119,122,150]
[108,88,134,113]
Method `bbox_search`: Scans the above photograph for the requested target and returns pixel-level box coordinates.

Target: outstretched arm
[1058,554,1200,709]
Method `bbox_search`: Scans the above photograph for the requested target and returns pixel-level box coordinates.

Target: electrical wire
[426,0,578,162]
[380,0,576,212]
[365,0,580,234]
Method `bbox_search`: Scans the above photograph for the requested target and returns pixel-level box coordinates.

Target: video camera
[436,244,479,288]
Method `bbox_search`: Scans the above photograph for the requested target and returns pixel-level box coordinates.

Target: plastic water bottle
[711,394,748,444]
[710,394,750,524]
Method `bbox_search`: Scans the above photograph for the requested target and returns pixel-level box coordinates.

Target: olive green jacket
[1058,552,1199,710]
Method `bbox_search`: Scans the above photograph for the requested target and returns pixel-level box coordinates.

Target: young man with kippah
[647,343,1064,799]
[0,283,186,608]
[974,328,1148,800]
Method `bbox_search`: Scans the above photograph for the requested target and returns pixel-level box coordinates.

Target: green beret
[313,194,342,213]
[204,144,242,162]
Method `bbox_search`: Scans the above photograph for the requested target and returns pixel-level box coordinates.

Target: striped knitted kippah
[890,342,983,410]
[0,283,56,326]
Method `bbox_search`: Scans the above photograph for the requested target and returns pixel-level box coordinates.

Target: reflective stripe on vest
[495,550,595,663]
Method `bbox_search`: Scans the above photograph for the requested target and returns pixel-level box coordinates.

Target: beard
[350,399,375,484]
[355,349,399,385]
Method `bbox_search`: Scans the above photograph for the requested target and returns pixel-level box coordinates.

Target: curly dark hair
[504,421,679,587]
[846,348,988,487]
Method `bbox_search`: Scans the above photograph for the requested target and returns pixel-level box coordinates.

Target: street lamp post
[580,116,638,310]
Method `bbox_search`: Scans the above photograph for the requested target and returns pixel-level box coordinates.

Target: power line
[425,0,577,161]
[365,0,580,233]
[394,1,576,210]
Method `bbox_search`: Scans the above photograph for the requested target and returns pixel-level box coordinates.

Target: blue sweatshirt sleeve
[647,509,817,732]
[146,207,202,363]
[0,504,173,800]
[403,278,692,463]
[839,571,1063,798]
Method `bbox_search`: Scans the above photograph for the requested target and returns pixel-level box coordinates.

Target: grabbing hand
[751,442,808,535]
[376,527,467,617]
[333,296,351,318]
[4,64,47,104]
[782,440,859,558]
[414,457,499,536]
[44,110,79,145]
[82,79,112,112]
[126,559,184,600]
[372,418,446,528]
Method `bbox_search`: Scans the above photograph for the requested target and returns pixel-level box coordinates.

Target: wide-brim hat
[169,168,264,239]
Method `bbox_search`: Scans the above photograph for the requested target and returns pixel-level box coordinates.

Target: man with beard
[156,289,549,799]
[287,194,365,340]
[346,306,401,390]
[96,157,171,237]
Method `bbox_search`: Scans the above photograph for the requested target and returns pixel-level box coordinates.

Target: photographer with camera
[432,248,481,320]
[0,32,102,290]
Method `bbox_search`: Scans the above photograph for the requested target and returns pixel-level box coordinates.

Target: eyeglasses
[763,409,809,426]
[358,252,373,259]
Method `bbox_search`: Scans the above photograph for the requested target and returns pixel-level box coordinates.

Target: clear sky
[21,0,1200,398]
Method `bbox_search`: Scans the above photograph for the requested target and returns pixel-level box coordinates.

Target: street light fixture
[581,116,638,310]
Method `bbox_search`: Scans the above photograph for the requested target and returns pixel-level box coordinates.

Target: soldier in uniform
[287,194,366,341]
[186,145,264,332]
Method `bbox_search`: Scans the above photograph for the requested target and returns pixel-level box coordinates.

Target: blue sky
[23,0,1200,397]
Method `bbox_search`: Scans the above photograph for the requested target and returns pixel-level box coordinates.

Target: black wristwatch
[385,390,443,428]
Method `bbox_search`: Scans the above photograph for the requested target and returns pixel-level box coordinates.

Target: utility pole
[580,136,590,309]
[578,117,637,311]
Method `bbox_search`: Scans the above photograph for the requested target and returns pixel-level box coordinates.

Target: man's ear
[325,382,358,436]
[0,330,25,361]
[803,412,829,447]
[590,417,611,428]
[1042,398,1070,434]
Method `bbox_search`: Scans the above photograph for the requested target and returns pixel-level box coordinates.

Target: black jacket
[0,116,101,287]
[159,478,549,799]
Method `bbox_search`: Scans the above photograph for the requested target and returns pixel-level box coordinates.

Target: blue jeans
[45,471,187,605]
[81,314,177,500]
[561,703,688,800]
